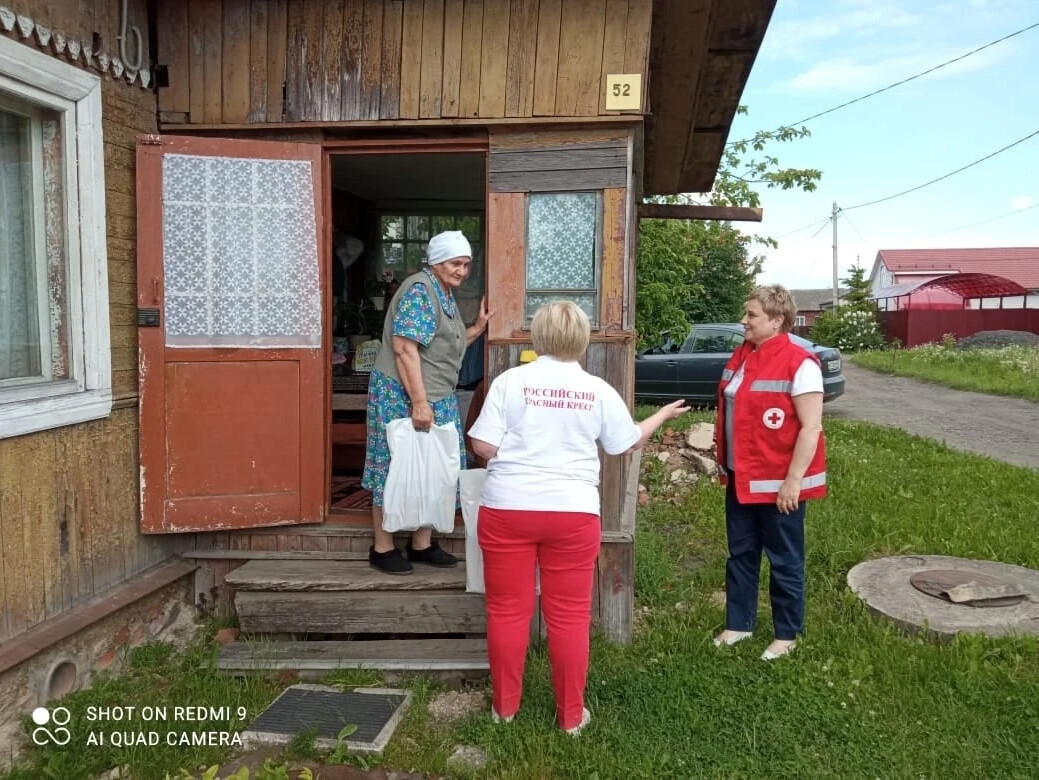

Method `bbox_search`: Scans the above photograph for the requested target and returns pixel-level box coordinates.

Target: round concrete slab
[847,555,1039,638]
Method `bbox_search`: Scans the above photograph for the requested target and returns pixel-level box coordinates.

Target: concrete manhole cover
[848,555,1039,638]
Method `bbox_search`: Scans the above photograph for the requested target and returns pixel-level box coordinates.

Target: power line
[923,201,1039,238]
[839,210,867,243]
[843,128,1039,211]
[729,21,1039,146]
[773,217,831,239]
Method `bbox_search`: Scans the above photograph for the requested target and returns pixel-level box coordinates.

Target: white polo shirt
[468,356,642,515]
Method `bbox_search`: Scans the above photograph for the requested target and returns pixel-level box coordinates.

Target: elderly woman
[469,302,687,734]
[364,230,492,575]
[713,285,826,660]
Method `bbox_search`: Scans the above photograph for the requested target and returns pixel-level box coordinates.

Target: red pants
[477,506,600,730]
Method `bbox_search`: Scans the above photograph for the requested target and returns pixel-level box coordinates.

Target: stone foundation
[0,576,197,768]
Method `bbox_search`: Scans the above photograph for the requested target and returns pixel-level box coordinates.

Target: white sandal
[713,630,753,648]
[761,640,797,661]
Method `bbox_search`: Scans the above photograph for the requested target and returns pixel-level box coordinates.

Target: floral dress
[362,269,467,506]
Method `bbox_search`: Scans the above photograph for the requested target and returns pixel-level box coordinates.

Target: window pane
[525,292,596,321]
[163,154,321,347]
[527,193,596,290]
[380,241,405,281]
[0,108,43,381]
[405,242,425,274]
[456,215,481,242]
[381,215,403,240]
[430,215,455,235]
[406,215,430,241]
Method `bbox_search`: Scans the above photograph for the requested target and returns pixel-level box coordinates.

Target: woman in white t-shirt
[469,302,687,735]
[712,285,827,661]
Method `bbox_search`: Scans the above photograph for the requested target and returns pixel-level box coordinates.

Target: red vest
[714,333,827,504]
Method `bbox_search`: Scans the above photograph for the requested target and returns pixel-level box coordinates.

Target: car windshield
[789,334,819,350]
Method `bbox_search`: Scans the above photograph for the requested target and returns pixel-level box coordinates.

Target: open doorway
[326,150,486,516]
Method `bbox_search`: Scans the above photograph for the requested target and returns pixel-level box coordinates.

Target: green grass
[7,419,1039,778]
[852,344,1039,401]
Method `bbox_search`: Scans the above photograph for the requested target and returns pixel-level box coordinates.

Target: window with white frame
[0,37,110,438]
[795,315,807,327]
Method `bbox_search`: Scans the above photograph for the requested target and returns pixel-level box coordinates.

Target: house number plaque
[605,74,642,110]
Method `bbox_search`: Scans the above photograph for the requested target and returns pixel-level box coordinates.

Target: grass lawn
[6,412,1039,778]
[852,344,1039,401]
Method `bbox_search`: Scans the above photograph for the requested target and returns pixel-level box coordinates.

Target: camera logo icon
[31,707,71,746]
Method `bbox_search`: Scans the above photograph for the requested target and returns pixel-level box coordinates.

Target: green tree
[810,264,885,351]
[635,108,822,345]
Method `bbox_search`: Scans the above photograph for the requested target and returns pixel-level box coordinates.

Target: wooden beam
[637,203,762,222]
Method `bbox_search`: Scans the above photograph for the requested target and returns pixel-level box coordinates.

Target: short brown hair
[530,301,590,361]
[748,285,798,332]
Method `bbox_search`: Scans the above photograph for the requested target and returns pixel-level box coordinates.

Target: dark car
[634,323,845,404]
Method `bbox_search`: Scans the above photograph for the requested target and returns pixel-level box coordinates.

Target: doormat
[331,475,373,510]
[242,684,411,753]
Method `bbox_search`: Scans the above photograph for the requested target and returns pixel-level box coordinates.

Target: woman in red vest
[713,285,826,660]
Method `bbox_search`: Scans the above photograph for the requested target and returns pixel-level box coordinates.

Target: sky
[724,0,1039,290]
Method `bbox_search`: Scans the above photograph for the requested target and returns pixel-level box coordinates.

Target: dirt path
[824,363,1039,469]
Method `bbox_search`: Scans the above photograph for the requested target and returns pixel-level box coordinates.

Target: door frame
[320,135,490,520]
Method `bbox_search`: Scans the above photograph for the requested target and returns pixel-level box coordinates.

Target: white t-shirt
[468,356,642,515]
[723,358,822,471]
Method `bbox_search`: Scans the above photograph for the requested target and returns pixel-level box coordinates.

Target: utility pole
[831,201,840,311]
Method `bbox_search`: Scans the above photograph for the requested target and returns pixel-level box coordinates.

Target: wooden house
[0,0,774,738]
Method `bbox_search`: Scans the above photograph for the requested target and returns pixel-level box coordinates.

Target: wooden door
[136,136,327,533]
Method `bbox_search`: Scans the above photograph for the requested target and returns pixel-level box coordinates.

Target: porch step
[217,638,488,674]
[230,560,484,634]
[225,560,466,591]
[235,591,486,634]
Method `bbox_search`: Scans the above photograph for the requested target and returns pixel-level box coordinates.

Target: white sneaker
[761,640,797,661]
[491,708,514,724]
[564,707,591,736]
[713,630,753,648]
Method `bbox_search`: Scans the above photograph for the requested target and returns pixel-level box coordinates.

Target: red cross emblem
[763,407,785,429]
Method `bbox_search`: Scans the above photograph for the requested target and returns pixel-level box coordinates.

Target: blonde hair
[530,301,591,361]
[748,285,798,332]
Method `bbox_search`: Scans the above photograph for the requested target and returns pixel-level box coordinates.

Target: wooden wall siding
[0,71,170,645]
[3,0,153,80]
[0,410,176,644]
[487,126,629,192]
[157,0,653,124]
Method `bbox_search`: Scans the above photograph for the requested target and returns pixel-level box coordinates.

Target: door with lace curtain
[136,136,327,533]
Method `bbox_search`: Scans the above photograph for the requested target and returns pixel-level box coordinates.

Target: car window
[727,332,745,350]
[684,329,735,354]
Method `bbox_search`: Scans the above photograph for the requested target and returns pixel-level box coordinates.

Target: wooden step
[225,560,467,591]
[217,638,488,673]
[235,591,486,634]
[245,525,467,539]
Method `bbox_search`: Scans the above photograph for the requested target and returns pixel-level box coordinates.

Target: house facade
[1,0,775,754]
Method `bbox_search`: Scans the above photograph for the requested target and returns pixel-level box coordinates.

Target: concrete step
[225,559,467,591]
[217,638,488,674]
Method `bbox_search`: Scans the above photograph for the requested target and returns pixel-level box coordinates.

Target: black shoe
[369,546,413,575]
[406,540,458,568]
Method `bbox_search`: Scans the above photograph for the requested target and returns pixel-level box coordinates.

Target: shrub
[811,306,885,351]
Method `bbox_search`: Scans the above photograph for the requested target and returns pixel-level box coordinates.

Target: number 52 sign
[605,74,642,110]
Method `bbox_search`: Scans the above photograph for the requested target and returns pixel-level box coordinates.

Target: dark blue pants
[725,475,806,640]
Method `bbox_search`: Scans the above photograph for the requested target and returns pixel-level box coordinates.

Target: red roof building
[870,247,1039,295]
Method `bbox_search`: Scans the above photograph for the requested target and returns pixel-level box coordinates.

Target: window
[0,37,110,438]
[795,315,807,327]
[525,192,601,324]
[378,213,484,299]
[683,329,742,354]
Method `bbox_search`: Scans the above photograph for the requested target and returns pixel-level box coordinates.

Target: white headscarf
[426,230,472,266]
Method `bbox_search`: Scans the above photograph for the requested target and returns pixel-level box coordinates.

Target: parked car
[634,323,845,404]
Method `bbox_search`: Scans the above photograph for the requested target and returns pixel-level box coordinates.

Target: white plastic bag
[382,418,459,534]
[459,468,487,594]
